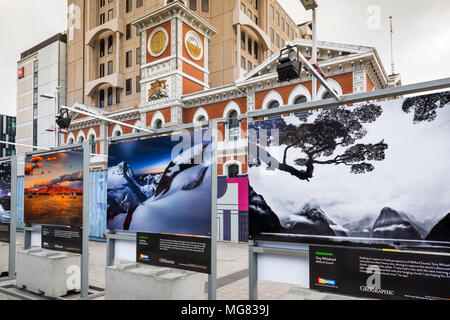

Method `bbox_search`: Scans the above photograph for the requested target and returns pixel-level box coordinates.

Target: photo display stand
[0,142,104,300]
[105,120,218,300]
[0,156,17,283]
[246,77,450,300]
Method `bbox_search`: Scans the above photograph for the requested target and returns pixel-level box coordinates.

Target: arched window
[267,100,281,119]
[293,95,307,105]
[108,36,113,54]
[322,91,336,100]
[114,131,122,137]
[322,90,339,111]
[99,89,105,107]
[154,119,163,129]
[293,95,308,116]
[227,164,239,178]
[227,110,239,141]
[68,138,74,145]
[100,39,105,57]
[107,87,113,105]
[89,134,96,154]
[197,115,206,122]
[79,136,85,144]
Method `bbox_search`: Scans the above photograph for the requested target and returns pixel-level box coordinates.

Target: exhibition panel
[4,143,105,300]
[105,125,218,298]
[107,130,212,237]
[24,150,84,228]
[248,88,450,301]
[248,91,450,249]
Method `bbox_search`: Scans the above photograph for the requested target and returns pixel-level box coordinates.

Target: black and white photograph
[249,91,450,249]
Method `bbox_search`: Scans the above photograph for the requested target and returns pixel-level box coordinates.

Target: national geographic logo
[360,265,394,296]
[159,258,175,265]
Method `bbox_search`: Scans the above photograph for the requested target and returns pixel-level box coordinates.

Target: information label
[41,225,82,254]
[0,223,9,243]
[309,245,450,300]
[137,233,211,274]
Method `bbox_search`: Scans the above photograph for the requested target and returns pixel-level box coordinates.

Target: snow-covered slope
[128,143,212,236]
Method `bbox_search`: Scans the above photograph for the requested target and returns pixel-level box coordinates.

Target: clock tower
[133,0,217,126]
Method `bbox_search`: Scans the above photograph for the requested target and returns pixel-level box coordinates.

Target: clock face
[185,31,203,61]
[148,28,169,58]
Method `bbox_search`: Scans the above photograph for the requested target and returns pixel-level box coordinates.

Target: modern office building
[16,33,67,155]
[0,115,16,157]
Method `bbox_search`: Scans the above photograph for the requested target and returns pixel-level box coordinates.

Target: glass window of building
[126,79,132,95]
[227,110,240,141]
[126,0,132,13]
[99,63,105,78]
[201,0,209,12]
[99,89,105,107]
[100,39,105,57]
[108,87,113,106]
[189,0,197,11]
[126,24,131,40]
[126,51,132,67]
[108,60,113,75]
[227,164,239,178]
[116,88,121,104]
[108,36,113,54]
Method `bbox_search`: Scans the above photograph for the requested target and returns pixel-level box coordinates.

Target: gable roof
[235,39,388,87]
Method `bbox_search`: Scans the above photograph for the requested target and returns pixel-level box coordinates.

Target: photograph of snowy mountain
[24,151,83,227]
[0,161,11,224]
[248,91,450,248]
[107,131,212,237]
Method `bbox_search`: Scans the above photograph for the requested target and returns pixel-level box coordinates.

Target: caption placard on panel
[41,225,83,254]
[137,233,211,274]
[309,245,450,300]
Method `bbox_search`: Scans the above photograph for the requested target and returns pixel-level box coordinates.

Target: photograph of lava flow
[0,161,11,224]
[248,91,450,251]
[107,130,212,237]
[24,151,83,227]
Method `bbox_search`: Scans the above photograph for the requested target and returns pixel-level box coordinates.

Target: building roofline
[20,32,66,60]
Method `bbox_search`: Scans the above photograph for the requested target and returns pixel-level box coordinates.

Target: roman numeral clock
[132,0,217,126]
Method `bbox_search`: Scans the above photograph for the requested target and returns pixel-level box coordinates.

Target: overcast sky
[1,0,449,117]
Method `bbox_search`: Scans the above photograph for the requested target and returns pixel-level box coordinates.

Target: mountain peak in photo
[372,207,422,240]
[35,185,82,195]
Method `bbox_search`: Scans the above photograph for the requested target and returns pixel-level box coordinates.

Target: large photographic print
[107,131,212,237]
[0,161,11,224]
[24,151,83,227]
[248,92,450,249]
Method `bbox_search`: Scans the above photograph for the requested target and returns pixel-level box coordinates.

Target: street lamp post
[299,0,319,100]
[40,85,61,148]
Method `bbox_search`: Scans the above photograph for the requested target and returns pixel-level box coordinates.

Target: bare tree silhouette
[249,104,388,181]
